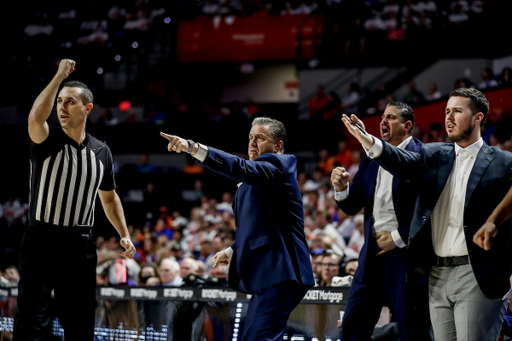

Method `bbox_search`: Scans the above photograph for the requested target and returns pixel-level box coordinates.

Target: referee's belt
[436,255,469,267]
[29,219,92,238]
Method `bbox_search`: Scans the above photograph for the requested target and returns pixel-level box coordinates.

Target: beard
[448,123,473,143]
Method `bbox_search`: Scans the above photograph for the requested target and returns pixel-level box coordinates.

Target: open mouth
[381,126,390,137]
[60,114,70,120]
[446,123,455,130]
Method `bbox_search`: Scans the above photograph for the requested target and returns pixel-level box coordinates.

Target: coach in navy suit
[331,102,431,341]
[161,117,314,341]
[342,88,512,341]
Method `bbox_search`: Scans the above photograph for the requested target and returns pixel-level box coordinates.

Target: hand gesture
[119,238,136,259]
[160,132,190,153]
[331,167,351,192]
[341,114,374,150]
[212,251,230,268]
[57,59,76,79]
[472,222,497,251]
[375,231,396,256]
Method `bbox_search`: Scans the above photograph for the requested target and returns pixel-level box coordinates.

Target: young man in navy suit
[331,102,432,341]
[160,117,315,341]
[342,88,512,341]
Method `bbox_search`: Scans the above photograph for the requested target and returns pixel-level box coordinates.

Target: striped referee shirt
[29,126,115,227]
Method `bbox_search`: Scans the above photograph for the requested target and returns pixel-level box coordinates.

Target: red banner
[177,12,323,62]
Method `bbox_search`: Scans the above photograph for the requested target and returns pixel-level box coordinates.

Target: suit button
[422,216,427,221]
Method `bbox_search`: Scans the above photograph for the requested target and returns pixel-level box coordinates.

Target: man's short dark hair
[449,88,489,127]
[252,117,287,153]
[62,80,94,105]
[387,102,415,133]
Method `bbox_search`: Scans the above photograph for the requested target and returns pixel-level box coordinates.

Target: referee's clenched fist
[331,166,350,192]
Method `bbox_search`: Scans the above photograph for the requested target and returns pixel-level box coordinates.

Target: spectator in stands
[347,214,364,254]
[155,218,172,240]
[1,266,20,287]
[311,252,324,283]
[478,67,498,89]
[448,3,469,26]
[180,257,199,279]
[344,18,366,60]
[346,149,362,182]
[454,77,474,89]
[322,92,343,120]
[216,192,233,214]
[318,149,334,177]
[426,82,442,101]
[139,264,158,285]
[336,208,356,243]
[499,67,512,86]
[159,257,183,286]
[404,80,424,105]
[138,154,156,174]
[342,82,361,115]
[333,141,352,169]
[317,251,343,286]
[311,210,356,258]
[199,240,213,263]
[308,84,329,119]
[344,259,358,276]
[140,232,158,263]
[169,242,184,263]
[184,156,203,174]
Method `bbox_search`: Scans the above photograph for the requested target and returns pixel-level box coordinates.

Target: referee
[14,59,136,341]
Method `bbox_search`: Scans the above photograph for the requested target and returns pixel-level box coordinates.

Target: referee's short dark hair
[62,80,94,105]
[387,102,415,132]
[252,117,287,153]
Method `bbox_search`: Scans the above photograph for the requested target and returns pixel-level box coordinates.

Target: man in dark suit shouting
[331,102,431,341]
[341,88,512,341]
[160,117,314,341]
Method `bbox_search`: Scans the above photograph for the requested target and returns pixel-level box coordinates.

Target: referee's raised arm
[28,59,75,144]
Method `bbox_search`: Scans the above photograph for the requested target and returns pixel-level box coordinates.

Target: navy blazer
[337,137,422,277]
[201,147,315,294]
[375,140,512,299]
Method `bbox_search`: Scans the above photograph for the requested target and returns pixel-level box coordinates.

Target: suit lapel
[437,144,455,198]
[465,144,494,207]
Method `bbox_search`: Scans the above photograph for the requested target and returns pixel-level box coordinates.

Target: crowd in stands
[309,64,512,122]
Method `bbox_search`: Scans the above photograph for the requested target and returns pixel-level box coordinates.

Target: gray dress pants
[429,264,507,341]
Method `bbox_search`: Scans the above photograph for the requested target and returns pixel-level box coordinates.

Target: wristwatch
[186,140,196,154]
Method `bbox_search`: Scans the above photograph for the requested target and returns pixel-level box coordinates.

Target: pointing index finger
[160,132,173,140]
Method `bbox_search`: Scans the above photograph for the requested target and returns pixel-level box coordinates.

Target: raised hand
[57,59,76,79]
[341,114,374,150]
[331,167,351,192]
[160,132,190,153]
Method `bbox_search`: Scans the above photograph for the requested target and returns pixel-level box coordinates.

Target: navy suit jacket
[375,140,512,299]
[336,137,423,278]
[202,147,315,294]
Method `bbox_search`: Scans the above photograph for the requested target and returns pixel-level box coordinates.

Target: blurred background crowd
[2,0,512,297]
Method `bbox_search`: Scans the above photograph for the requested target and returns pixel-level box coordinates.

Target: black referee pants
[14,221,97,341]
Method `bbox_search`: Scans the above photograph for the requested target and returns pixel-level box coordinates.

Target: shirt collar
[454,138,483,158]
[397,136,413,150]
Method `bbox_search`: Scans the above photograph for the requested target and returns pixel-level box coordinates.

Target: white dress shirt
[364,136,483,257]
[335,136,413,248]
[431,139,483,257]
